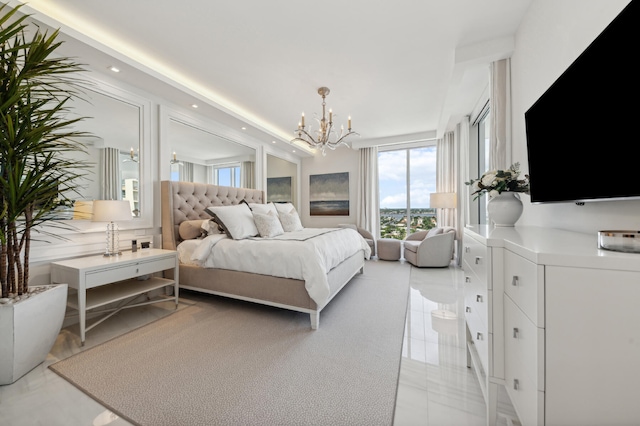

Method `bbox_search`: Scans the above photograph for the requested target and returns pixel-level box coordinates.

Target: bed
[160,180,371,329]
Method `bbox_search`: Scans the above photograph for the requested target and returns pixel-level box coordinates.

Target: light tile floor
[0,260,516,425]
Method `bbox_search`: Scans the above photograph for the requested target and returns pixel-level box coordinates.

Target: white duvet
[177,228,371,306]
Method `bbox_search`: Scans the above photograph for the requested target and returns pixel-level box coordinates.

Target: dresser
[51,249,179,345]
[464,225,640,426]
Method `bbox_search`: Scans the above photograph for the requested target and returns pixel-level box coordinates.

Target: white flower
[481,172,497,187]
[489,190,500,198]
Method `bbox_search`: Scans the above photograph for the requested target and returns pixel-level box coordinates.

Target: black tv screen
[525,0,640,204]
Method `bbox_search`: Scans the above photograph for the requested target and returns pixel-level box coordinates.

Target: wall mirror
[160,106,258,189]
[63,76,152,229]
[266,153,299,208]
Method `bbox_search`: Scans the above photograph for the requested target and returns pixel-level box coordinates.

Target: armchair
[403,227,456,267]
[338,224,376,257]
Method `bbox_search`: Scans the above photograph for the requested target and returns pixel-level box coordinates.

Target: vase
[487,192,523,227]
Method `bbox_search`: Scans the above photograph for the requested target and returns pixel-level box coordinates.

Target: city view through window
[378,146,437,240]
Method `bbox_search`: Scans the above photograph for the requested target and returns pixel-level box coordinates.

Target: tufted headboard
[161,181,265,250]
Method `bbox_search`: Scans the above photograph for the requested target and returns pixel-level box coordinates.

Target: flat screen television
[525,0,639,204]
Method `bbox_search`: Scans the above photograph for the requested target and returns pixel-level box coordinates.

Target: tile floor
[0,259,516,425]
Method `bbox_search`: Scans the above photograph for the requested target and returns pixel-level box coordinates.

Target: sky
[378,146,437,209]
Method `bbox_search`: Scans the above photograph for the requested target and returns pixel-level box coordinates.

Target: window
[378,146,437,240]
[211,165,241,187]
[476,109,491,224]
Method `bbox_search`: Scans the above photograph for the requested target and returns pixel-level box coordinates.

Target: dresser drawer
[503,250,544,327]
[462,235,488,287]
[504,294,544,392]
[504,348,544,426]
[464,274,489,332]
[85,255,176,288]
[465,308,489,373]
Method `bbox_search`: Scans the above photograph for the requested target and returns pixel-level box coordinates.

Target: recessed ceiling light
[271,141,276,144]
[108,66,120,73]
[241,127,246,130]
[191,104,198,108]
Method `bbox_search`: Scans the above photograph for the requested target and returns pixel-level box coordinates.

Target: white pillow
[249,202,278,216]
[252,210,285,238]
[278,209,303,232]
[205,203,259,240]
[274,202,295,215]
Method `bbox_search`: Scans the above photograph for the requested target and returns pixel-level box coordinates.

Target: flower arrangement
[466,162,530,199]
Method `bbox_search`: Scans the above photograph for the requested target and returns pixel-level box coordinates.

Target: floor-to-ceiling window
[475,108,491,224]
[378,145,437,240]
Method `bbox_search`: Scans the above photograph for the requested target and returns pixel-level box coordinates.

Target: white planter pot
[487,192,523,227]
[0,284,68,385]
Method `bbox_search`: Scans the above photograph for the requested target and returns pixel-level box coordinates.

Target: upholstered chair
[338,224,376,257]
[403,227,456,267]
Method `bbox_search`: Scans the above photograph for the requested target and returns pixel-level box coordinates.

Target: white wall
[512,0,638,234]
[300,147,360,228]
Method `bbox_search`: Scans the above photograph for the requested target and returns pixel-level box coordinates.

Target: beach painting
[267,176,292,203]
[309,172,349,216]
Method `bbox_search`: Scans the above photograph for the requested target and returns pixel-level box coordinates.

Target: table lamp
[92,200,133,256]
[430,192,457,210]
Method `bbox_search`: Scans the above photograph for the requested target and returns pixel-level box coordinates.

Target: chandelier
[292,87,358,156]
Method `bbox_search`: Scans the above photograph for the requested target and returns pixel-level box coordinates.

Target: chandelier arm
[294,128,319,145]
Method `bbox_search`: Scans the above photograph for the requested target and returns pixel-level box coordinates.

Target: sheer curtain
[241,161,255,188]
[490,58,512,170]
[436,132,457,229]
[356,147,379,239]
[101,147,121,200]
[179,161,194,182]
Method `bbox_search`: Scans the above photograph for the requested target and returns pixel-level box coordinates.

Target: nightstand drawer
[85,256,175,288]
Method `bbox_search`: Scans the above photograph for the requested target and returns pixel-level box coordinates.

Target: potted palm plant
[0,4,92,384]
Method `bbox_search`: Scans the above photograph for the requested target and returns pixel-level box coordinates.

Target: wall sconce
[170,151,183,166]
[92,200,133,256]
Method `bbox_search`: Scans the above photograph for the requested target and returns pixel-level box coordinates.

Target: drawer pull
[513,379,520,390]
[475,256,482,265]
[476,332,483,341]
[511,275,519,286]
[513,327,519,338]
[466,306,471,313]
[465,246,470,253]
[476,294,483,303]
[465,276,471,283]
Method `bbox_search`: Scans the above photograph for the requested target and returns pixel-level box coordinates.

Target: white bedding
[176,228,371,306]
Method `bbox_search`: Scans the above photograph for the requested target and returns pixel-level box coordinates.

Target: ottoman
[377,238,402,261]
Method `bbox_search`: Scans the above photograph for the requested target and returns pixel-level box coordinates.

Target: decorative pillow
[179,220,208,240]
[205,203,259,240]
[252,210,285,238]
[278,209,304,232]
[274,202,296,215]
[249,202,279,216]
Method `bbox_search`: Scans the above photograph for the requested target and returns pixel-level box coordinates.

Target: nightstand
[51,248,179,345]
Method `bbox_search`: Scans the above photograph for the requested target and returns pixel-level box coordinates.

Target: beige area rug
[50,261,411,426]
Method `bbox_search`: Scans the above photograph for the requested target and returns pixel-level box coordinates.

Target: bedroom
[2,0,639,425]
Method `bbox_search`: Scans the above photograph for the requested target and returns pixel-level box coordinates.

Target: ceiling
[9,0,532,156]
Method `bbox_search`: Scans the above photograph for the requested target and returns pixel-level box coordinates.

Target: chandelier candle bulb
[301,113,305,127]
[348,116,351,130]
[173,151,177,161]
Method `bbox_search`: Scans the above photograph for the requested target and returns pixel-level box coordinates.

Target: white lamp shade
[430,192,457,209]
[92,200,133,222]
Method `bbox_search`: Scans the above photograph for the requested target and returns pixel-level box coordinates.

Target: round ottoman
[377,238,402,261]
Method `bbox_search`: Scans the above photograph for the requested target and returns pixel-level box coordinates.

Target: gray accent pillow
[252,210,284,238]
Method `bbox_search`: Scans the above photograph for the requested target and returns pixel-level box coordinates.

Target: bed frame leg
[310,312,319,330]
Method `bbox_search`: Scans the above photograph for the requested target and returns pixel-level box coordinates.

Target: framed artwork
[267,176,292,203]
[309,172,349,216]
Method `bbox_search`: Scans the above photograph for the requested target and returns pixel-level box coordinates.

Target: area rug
[49,261,411,426]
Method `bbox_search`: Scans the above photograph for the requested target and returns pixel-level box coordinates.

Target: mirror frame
[159,105,264,187]
[64,76,153,231]
[264,149,301,211]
